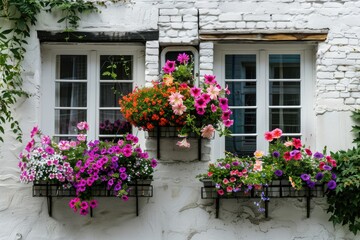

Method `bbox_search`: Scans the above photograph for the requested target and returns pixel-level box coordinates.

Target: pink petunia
[264,132,273,142]
[211,104,217,113]
[30,125,39,138]
[202,93,211,104]
[292,138,302,149]
[223,119,234,127]
[58,140,70,150]
[177,53,189,64]
[77,122,89,131]
[204,74,217,84]
[162,60,176,74]
[253,160,263,171]
[218,98,228,111]
[226,186,233,192]
[217,189,224,195]
[77,134,86,142]
[195,97,207,108]
[172,103,187,115]
[41,135,51,145]
[196,107,206,115]
[201,124,215,139]
[271,128,282,139]
[169,92,184,106]
[176,138,191,148]
[221,109,232,121]
[284,141,293,147]
[206,84,221,100]
[223,178,229,184]
[25,139,35,152]
[190,87,202,98]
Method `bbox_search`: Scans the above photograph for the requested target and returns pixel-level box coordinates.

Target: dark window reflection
[225,55,256,79]
[226,81,256,106]
[225,136,256,157]
[269,54,300,79]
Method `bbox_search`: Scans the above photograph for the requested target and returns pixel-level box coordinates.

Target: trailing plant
[326,110,360,235]
[0,0,112,142]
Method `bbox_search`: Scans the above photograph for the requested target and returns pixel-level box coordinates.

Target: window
[161,46,199,78]
[215,44,315,156]
[41,44,144,141]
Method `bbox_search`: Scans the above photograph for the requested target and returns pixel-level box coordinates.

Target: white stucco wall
[1,0,360,239]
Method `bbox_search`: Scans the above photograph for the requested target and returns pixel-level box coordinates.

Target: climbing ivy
[0,0,114,142]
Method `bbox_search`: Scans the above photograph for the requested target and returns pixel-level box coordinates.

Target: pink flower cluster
[69,198,98,215]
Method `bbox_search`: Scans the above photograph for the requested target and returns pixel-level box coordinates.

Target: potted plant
[19,123,157,216]
[119,53,233,147]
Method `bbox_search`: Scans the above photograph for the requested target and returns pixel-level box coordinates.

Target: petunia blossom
[204,74,217,84]
[162,60,176,74]
[206,84,221,100]
[176,138,190,148]
[201,124,215,139]
[271,128,282,138]
[264,132,273,141]
[177,53,189,64]
[172,103,187,115]
[190,87,202,98]
[169,92,184,106]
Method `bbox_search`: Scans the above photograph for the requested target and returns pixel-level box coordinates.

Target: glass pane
[225,55,256,79]
[226,81,256,106]
[99,136,122,143]
[100,83,132,107]
[225,136,256,157]
[55,110,87,135]
[100,55,133,80]
[230,109,256,134]
[53,136,77,142]
[269,54,300,79]
[270,108,300,133]
[99,110,131,135]
[270,82,300,106]
[55,82,87,107]
[56,55,87,80]
[165,51,194,64]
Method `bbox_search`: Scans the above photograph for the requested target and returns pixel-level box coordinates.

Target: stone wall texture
[1,0,360,239]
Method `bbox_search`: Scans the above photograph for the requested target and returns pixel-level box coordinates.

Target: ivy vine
[0,0,127,142]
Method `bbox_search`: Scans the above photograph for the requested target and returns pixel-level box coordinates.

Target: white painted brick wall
[1,0,360,239]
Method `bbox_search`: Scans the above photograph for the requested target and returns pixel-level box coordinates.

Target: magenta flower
[45,147,55,155]
[223,119,234,127]
[25,139,35,152]
[204,74,217,84]
[202,93,211,103]
[151,159,157,168]
[211,104,217,112]
[89,200,98,209]
[41,135,51,145]
[221,109,232,120]
[120,173,128,180]
[219,98,229,111]
[30,125,39,138]
[77,121,89,131]
[195,97,207,108]
[177,53,189,64]
[80,208,88,216]
[190,87,202,98]
[196,107,206,115]
[80,201,89,210]
[162,60,176,74]
[122,195,129,201]
[123,148,132,157]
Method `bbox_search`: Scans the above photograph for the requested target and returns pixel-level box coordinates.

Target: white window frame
[214,44,315,157]
[40,43,145,141]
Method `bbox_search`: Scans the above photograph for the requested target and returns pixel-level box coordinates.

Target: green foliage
[326,110,360,235]
[0,0,101,142]
[351,109,360,146]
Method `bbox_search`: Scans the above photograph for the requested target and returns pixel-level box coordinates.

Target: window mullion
[88,50,97,141]
[257,50,268,152]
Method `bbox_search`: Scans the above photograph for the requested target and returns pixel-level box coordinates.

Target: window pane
[225,55,256,79]
[100,83,132,107]
[230,109,256,134]
[225,136,256,157]
[56,55,87,80]
[269,82,300,106]
[226,81,256,106]
[269,54,300,79]
[270,108,300,133]
[165,51,194,63]
[53,136,78,142]
[55,110,87,135]
[55,82,87,107]
[100,55,133,80]
[99,110,131,135]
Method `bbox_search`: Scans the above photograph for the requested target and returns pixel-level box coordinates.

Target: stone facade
[0,0,359,239]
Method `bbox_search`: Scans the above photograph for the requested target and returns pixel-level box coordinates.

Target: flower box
[267,179,325,198]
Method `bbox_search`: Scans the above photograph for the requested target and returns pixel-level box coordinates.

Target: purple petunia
[307,180,315,189]
[272,151,280,158]
[332,173,337,180]
[327,180,336,190]
[323,165,332,171]
[274,170,283,177]
[313,152,324,159]
[120,172,128,180]
[315,172,323,181]
[300,174,311,181]
[151,159,157,168]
